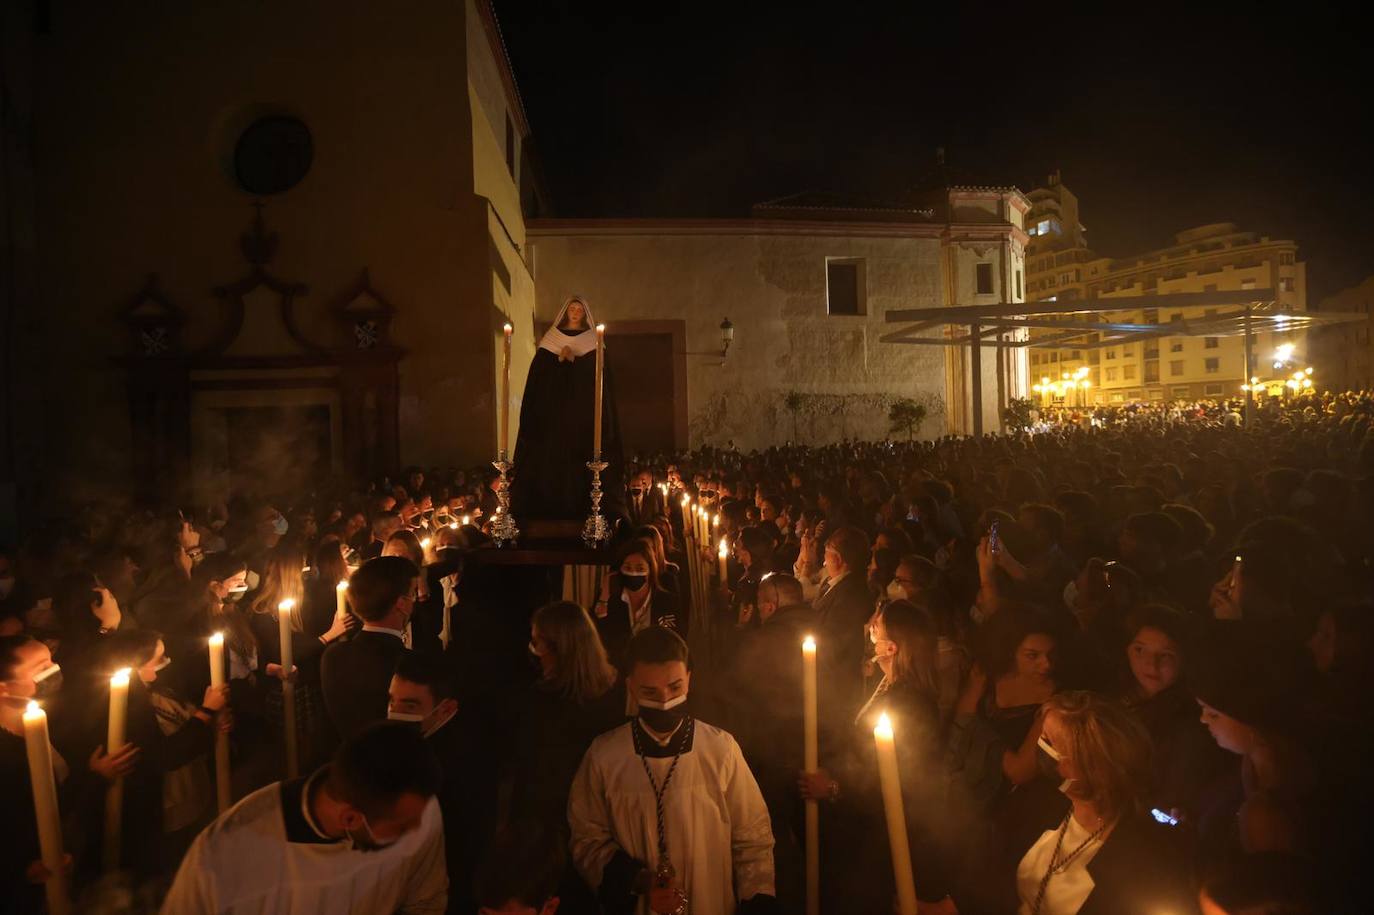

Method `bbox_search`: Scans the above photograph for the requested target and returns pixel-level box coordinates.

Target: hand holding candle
[23,701,71,915]
[873,712,917,915]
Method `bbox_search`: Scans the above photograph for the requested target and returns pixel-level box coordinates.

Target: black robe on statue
[511,307,625,523]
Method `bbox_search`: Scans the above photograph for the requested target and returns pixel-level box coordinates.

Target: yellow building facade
[1024,176,1307,405]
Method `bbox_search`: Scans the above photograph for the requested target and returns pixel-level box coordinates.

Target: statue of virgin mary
[511,295,625,523]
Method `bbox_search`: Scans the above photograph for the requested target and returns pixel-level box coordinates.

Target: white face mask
[886,580,905,601]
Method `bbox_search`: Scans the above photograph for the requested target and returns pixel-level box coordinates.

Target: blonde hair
[532,601,618,704]
[1043,691,1152,822]
[248,542,306,633]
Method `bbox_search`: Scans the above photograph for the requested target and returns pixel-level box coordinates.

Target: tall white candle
[23,701,71,915]
[103,668,130,872]
[718,538,729,584]
[874,712,917,915]
[278,600,298,778]
[593,324,605,458]
[501,322,513,456]
[335,581,348,622]
[208,633,231,812]
[802,637,819,915]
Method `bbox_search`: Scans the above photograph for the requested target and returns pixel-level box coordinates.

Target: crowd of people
[2,388,1372,914]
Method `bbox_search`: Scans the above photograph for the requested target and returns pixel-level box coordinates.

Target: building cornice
[527,217,949,239]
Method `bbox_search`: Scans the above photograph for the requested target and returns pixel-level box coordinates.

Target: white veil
[539,295,599,359]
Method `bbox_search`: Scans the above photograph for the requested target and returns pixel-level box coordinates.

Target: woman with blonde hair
[1014,690,1191,914]
[246,541,340,768]
[510,601,623,825]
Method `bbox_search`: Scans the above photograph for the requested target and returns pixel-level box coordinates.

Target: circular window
[233,116,313,195]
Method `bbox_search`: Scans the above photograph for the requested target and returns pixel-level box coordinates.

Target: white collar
[538,297,599,358]
[361,624,405,640]
[299,768,336,842]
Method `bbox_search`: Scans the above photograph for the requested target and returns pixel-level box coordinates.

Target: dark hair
[393,651,455,702]
[327,721,442,819]
[349,556,419,622]
[52,571,104,645]
[878,600,937,693]
[976,607,1059,680]
[1018,503,1065,546]
[1122,511,1183,552]
[474,821,567,909]
[624,626,689,673]
[104,627,164,672]
[192,552,247,592]
[1124,604,1194,659]
[827,526,870,574]
[758,572,804,608]
[0,634,38,680]
[738,526,775,566]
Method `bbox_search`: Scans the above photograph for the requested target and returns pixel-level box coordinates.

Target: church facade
[0,0,1027,532]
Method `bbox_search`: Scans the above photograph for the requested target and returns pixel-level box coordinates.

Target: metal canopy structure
[881,289,1368,434]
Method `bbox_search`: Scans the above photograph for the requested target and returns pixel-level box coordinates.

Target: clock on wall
[233,116,313,195]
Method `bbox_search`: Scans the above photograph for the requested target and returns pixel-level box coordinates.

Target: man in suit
[811,525,875,705]
[389,653,496,915]
[321,555,418,740]
[624,468,666,527]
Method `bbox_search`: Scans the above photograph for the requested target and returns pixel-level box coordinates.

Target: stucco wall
[527,228,954,449]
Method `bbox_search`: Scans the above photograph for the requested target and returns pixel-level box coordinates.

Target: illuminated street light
[1274,343,1295,363]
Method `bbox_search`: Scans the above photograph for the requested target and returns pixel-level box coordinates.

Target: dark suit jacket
[320,629,406,739]
[625,487,668,526]
[596,583,684,672]
[812,572,876,703]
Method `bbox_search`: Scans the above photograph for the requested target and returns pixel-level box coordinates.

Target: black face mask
[620,573,647,592]
[638,694,688,732]
[629,487,644,496]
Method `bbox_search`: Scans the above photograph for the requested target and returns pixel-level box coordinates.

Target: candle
[335,581,349,621]
[873,712,917,915]
[103,668,130,872]
[23,701,71,915]
[718,538,729,584]
[208,633,231,813]
[802,637,819,915]
[500,322,513,456]
[462,514,471,527]
[593,324,605,458]
[278,600,298,778]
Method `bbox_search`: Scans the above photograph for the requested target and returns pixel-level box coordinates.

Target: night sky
[494,2,1366,302]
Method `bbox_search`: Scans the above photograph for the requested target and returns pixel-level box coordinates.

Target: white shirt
[622,588,652,634]
[161,778,447,914]
[570,720,776,915]
[1016,814,1106,915]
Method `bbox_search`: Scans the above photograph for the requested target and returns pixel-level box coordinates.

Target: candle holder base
[582,459,611,548]
[491,453,520,547]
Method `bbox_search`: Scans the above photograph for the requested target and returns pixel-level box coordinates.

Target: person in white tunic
[161,721,447,914]
[569,627,779,915]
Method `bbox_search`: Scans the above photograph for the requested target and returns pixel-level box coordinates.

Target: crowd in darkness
[1,388,1371,914]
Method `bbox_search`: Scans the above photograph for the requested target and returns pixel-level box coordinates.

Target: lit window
[1037,219,1050,234]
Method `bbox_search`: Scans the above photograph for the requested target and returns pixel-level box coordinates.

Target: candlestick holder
[582,458,611,548]
[491,451,519,547]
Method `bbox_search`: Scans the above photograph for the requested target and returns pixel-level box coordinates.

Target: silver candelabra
[582,458,611,548]
[490,451,519,547]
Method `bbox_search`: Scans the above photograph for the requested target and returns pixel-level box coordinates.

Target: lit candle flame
[802,635,816,653]
[875,711,893,739]
[421,538,431,549]
[209,631,224,647]
[25,699,40,716]
[713,514,721,527]
[278,599,295,615]
[449,521,458,530]
[111,667,131,687]
[503,322,513,333]
[719,538,728,558]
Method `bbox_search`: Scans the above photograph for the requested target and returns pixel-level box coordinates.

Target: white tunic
[569,720,776,915]
[1016,814,1105,915]
[161,780,447,914]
